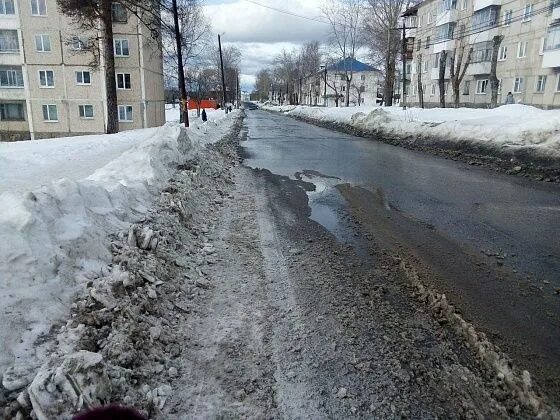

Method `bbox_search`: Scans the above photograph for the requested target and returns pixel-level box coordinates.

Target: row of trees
[56,0,239,132]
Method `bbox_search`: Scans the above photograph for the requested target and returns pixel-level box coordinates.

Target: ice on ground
[0,109,240,381]
[261,104,560,157]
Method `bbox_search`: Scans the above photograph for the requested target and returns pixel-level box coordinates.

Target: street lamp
[320,65,327,107]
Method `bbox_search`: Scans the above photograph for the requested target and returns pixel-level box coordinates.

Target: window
[536,75,547,92]
[472,41,492,62]
[114,39,129,57]
[0,103,24,120]
[38,69,54,87]
[31,0,47,15]
[545,26,560,51]
[0,30,19,52]
[427,12,432,24]
[503,10,512,25]
[498,45,507,61]
[472,6,499,31]
[433,52,440,68]
[76,71,91,85]
[513,77,524,93]
[359,85,365,93]
[523,3,533,21]
[42,104,58,121]
[552,0,560,9]
[118,105,133,122]
[360,74,365,81]
[462,0,468,9]
[111,2,127,22]
[476,79,488,94]
[72,36,88,50]
[517,41,527,58]
[0,66,23,87]
[406,61,412,75]
[35,34,51,52]
[556,74,560,91]
[442,0,457,11]
[431,84,436,95]
[0,0,15,15]
[463,80,470,95]
[116,73,131,89]
[425,36,430,48]
[423,60,428,72]
[436,22,455,41]
[78,104,94,118]
[417,38,421,51]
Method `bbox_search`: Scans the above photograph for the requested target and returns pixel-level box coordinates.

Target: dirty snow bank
[2,116,243,419]
[262,104,560,159]
[0,111,241,397]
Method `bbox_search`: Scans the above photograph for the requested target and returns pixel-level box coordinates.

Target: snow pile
[0,112,240,391]
[261,104,560,157]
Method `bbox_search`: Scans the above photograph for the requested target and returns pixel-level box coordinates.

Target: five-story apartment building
[0,0,164,140]
[403,0,560,108]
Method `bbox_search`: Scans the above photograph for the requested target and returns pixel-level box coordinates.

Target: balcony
[470,27,498,43]
[436,9,458,25]
[473,0,501,11]
[466,61,491,75]
[433,40,454,54]
[542,48,560,67]
[552,6,560,20]
[405,27,416,38]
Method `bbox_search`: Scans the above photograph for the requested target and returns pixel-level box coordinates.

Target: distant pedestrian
[505,92,515,105]
[201,109,207,122]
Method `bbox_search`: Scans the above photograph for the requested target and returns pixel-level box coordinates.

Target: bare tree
[188,67,218,116]
[438,50,448,107]
[254,69,272,102]
[322,0,362,107]
[417,53,424,108]
[490,35,504,108]
[449,43,473,108]
[363,0,412,106]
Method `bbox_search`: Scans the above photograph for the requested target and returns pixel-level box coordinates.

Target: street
[240,109,560,407]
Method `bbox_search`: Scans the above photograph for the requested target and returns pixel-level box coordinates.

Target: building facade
[0,0,165,141]
[403,0,560,108]
[301,58,382,107]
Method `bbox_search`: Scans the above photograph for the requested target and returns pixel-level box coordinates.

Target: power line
[241,0,330,24]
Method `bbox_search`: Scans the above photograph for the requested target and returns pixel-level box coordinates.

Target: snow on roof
[327,58,379,73]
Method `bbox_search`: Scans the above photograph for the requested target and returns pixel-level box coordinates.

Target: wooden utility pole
[401,21,407,109]
[218,34,228,114]
[172,0,188,127]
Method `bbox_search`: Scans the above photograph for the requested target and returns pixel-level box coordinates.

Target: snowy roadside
[260,103,560,181]
[0,109,241,417]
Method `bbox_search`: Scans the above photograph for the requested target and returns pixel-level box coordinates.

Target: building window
[42,104,58,121]
[463,80,470,95]
[116,72,131,89]
[427,12,432,24]
[462,0,468,9]
[423,60,428,72]
[72,36,88,50]
[498,45,507,60]
[0,66,24,87]
[536,75,547,92]
[545,26,560,51]
[472,6,499,31]
[360,74,365,81]
[35,34,51,52]
[556,74,560,91]
[513,77,524,93]
[0,30,19,52]
[517,41,527,58]
[431,84,435,95]
[0,103,24,120]
[0,0,15,15]
[78,104,94,118]
[111,2,127,22]
[417,38,421,51]
[476,79,488,94]
[436,22,455,41]
[472,41,492,62]
[523,3,533,21]
[118,105,133,122]
[114,39,129,57]
[442,0,457,11]
[503,10,512,25]
[76,71,91,85]
[425,36,430,48]
[31,0,47,16]
[38,69,54,87]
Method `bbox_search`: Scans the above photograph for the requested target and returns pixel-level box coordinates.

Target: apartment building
[301,58,382,107]
[402,0,560,108]
[0,0,165,141]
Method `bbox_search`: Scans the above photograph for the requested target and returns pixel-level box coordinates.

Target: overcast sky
[202,0,331,92]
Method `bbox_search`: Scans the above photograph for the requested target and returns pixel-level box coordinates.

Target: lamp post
[320,65,327,107]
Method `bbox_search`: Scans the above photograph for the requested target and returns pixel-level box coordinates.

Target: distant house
[302,58,382,107]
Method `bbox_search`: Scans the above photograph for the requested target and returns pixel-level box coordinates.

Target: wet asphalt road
[242,110,560,287]
[241,109,560,399]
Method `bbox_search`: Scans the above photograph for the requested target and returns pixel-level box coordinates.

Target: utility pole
[236,71,239,109]
[401,21,407,110]
[172,0,188,127]
[218,34,228,114]
[323,66,327,107]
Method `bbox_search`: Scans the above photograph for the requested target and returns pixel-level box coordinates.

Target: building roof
[327,58,379,73]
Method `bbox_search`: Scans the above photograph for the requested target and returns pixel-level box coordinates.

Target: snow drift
[0,112,239,380]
